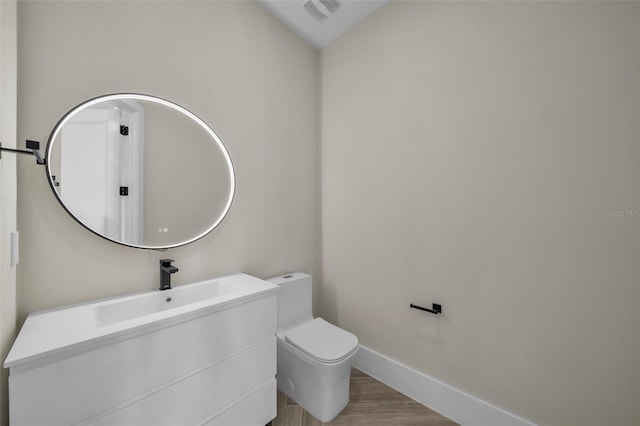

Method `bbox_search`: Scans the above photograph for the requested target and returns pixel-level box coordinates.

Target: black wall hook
[410,303,442,315]
[0,140,45,165]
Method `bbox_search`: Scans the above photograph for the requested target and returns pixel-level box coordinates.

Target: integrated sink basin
[95,279,244,326]
[5,273,278,369]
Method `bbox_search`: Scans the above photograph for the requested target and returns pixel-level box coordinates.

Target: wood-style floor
[272,368,459,425]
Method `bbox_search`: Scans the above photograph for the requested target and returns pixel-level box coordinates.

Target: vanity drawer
[90,336,276,426]
[9,294,276,426]
[204,379,277,426]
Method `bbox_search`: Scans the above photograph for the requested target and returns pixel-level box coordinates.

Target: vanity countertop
[4,273,277,370]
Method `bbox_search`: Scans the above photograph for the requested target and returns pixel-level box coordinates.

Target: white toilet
[267,272,359,423]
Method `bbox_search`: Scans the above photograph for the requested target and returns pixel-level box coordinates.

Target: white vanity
[4,273,277,426]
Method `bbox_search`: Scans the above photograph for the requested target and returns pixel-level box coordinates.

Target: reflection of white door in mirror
[60,102,144,245]
[47,93,235,250]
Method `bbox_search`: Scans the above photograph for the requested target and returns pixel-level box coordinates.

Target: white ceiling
[257,0,390,49]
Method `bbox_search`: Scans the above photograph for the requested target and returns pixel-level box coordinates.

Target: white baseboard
[353,345,535,426]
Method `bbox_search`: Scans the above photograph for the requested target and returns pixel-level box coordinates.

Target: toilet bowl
[267,273,359,423]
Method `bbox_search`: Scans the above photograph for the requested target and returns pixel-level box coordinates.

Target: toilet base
[276,339,357,423]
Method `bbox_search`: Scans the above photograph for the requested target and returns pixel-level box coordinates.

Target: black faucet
[159,259,178,291]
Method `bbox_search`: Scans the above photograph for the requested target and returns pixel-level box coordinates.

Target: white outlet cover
[11,231,19,266]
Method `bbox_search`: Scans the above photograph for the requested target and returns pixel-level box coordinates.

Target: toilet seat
[284,318,358,364]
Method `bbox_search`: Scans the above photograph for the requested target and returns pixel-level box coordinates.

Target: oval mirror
[45,94,235,250]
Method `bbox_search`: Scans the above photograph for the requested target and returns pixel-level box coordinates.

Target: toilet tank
[267,272,313,332]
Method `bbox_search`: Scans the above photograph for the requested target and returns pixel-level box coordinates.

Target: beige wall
[0,2,17,424]
[319,2,640,425]
[17,0,317,320]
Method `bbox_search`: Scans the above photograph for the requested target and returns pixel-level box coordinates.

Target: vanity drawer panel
[204,379,276,426]
[9,294,276,426]
[90,336,276,426]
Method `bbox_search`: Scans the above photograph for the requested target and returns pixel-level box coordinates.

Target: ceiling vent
[303,0,341,22]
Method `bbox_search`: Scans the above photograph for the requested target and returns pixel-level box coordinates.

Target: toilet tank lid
[285,318,358,363]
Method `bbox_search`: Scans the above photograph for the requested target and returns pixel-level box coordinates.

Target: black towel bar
[0,140,45,165]
[410,303,442,315]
